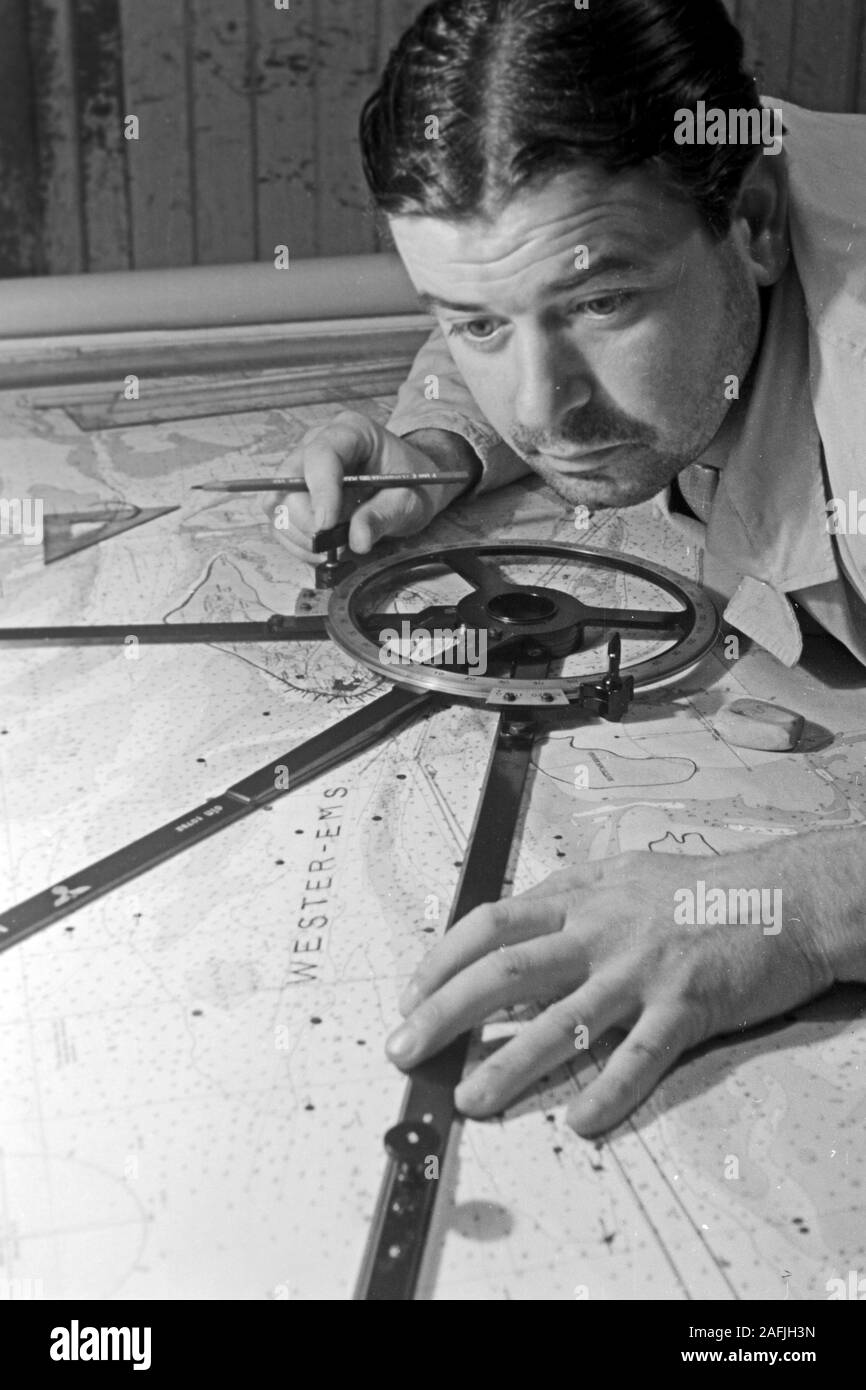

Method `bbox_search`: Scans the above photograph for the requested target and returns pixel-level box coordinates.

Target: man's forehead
[390,166,698,298]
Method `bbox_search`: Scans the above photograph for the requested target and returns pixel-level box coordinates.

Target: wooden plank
[314,0,380,256]
[0,0,41,274]
[28,0,85,273]
[38,356,421,429]
[188,0,256,264]
[72,0,132,270]
[787,0,862,111]
[858,5,866,114]
[253,0,317,260]
[118,0,194,268]
[0,316,432,388]
[738,0,797,98]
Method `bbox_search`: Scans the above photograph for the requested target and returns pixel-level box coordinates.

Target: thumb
[347,487,432,553]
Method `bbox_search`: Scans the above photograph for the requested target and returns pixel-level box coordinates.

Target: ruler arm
[0,685,435,950]
[0,616,328,643]
[354,654,550,1301]
[0,614,405,645]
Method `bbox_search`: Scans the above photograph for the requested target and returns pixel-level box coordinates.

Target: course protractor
[326,541,720,710]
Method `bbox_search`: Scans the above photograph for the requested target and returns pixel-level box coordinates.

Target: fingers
[387,930,585,1071]
[347,487,431,554]
[566,1002,696,1137]
[397,859,614,1017]
[455,970,635,1118]
[398,895,569,1015]
[265,414,376,561]
[267,411,438,562]
[301,423,370,530]
[266,499,321,562]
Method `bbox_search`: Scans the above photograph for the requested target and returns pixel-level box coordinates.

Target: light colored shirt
[386,98,866,668]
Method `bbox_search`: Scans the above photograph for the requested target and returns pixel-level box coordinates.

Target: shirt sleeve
[386,324,533,495]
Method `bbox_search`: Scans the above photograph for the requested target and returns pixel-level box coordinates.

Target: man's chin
[531,452,681,511]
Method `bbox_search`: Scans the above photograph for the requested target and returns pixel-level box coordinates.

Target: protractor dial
[326,541,720,712]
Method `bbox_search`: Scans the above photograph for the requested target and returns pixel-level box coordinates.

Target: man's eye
[579,292,635,318]
[447,318,501,342]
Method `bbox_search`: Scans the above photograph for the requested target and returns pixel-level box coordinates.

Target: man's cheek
[452,355,515,434]
[604,346,681,430]
[630,318,708,405]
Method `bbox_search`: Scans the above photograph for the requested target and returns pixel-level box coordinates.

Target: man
[273,0,866,1136]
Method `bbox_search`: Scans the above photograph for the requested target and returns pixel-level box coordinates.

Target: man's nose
[512,330,592,435]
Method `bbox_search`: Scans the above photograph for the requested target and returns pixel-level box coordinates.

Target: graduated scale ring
[325,541,720,708]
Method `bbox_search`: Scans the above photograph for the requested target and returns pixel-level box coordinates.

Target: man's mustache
[510,408,655,456]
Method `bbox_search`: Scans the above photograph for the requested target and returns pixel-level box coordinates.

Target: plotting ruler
[354,655,548,1299]
[0,684,434,949]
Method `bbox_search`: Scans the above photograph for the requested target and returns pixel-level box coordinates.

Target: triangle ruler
[43,503,179,564]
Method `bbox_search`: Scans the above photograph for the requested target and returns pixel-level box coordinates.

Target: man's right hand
[264,410,481,564]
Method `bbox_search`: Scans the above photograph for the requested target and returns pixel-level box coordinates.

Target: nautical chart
[0,394,864,1301]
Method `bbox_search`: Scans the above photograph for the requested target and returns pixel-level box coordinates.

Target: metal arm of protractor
[355,632,629,1300]
[353,716,540,1297]
[0,523,360,644]
[0,614,331,644]
[354,647,551,1302]
[0,533,510,945]
[0,516,430,948]
[0,682,439,950]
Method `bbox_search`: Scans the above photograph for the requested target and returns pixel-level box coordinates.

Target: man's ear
[729,151,789,287]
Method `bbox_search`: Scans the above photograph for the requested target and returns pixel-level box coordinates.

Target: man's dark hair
[360,0,770,238]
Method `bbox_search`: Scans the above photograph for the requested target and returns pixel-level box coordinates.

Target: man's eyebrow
[416,255,647,315]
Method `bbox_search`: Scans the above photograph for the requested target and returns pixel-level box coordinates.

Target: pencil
[192,472,475,493]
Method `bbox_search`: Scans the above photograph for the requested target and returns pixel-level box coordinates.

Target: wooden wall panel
[188,0,256,263]
[0,0,41,275]
[314,1,381,256]
[253,0,317,260]
[29,0,86,273]
[119,0,194,268]
[738,0,797,98]
[72,0,131,270]
[10,0,866,277]
[788,0,864,112]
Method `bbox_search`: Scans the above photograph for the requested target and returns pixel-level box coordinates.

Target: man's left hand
[385,839,856,1135]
